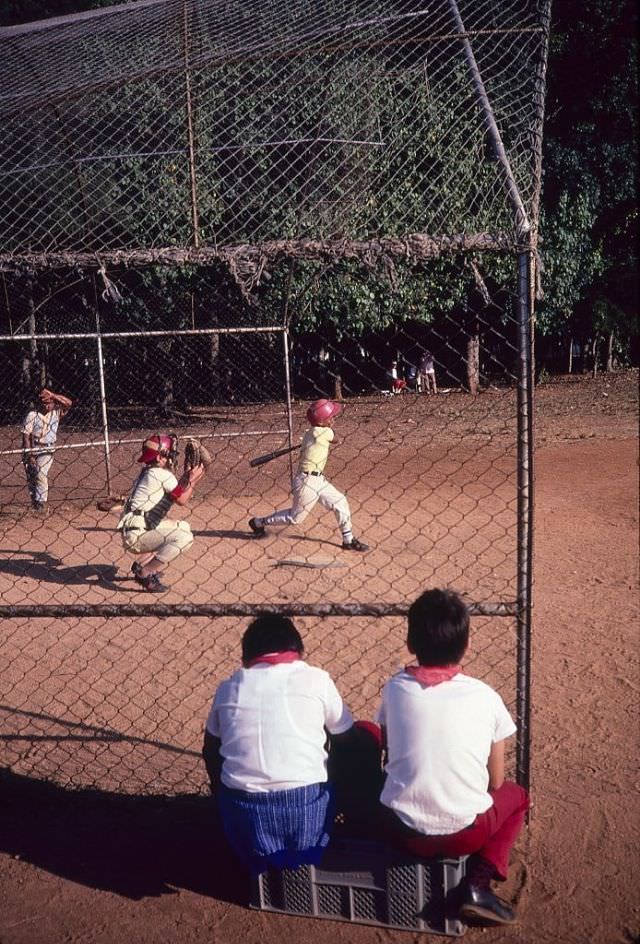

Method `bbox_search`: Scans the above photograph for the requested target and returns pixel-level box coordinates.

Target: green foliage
[539,0,638,359]
[3,0,636,368]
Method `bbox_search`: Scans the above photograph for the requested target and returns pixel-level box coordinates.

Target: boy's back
[379,670,515,834]
[375,589,529,927]
[208,660,352,791]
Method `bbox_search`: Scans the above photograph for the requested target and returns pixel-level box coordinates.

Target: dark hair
[241,614,304,664]
[407,589,469,665]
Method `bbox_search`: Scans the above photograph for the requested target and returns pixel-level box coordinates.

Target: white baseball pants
[123,519,194,563]
[261,472,352,535]
[24,452,54,504]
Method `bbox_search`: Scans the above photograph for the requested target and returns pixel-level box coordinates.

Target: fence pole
[281,261,297,481]
[516,249,534,791]
[182,0,200,248]
[92,278,113,495]
[282,328,295,477]
[447,0,531,240]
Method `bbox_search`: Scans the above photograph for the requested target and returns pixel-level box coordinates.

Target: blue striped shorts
[217,781,335,874]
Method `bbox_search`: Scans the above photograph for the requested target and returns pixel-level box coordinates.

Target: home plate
[275,557,347,569]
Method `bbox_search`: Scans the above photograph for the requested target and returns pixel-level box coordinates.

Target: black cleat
[342,537,369,552]
[248,517,266,538]
[135,573,169,593]
[131,561,143,578]
[459,885,517,926]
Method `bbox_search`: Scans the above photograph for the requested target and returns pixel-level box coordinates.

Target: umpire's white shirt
[377,671,516,835]
[206,661,353,792]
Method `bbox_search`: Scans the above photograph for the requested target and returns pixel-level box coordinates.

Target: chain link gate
[0,0,549,797]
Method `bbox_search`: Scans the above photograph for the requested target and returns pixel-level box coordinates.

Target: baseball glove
[96,494,126,512]
[183,438,212,472]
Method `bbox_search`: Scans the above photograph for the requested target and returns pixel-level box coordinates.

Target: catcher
[116,434,211,593]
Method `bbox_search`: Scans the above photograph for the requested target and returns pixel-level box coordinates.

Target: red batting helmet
[138,434,174,464]
[306,399,343,426]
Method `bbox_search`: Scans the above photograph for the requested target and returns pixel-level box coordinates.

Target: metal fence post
[516,249,535,791]
[92,277,113,496]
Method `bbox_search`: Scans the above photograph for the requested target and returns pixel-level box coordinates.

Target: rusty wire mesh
[2,258,524,792]
[0,0,548,271]
[0,0,549,795]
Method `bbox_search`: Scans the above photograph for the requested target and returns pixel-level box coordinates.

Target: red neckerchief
[246,651,301,668]
[405,664,462,686]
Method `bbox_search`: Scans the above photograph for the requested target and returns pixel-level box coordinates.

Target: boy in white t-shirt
[376,588,529,926]
[203,615,355,873]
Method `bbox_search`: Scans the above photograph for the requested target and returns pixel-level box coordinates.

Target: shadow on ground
[0,769,247,903]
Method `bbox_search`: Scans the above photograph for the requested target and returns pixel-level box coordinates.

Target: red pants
[383,781,529,880]
[340,722,529,881]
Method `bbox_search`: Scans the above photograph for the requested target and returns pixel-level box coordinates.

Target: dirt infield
[0,370,638,944]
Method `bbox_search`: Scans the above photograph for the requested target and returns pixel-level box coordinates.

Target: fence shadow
[0,769,247,904]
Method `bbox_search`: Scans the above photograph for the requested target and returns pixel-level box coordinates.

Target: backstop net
[0,0,550,795]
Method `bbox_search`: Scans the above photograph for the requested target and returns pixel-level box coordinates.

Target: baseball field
[0,369,638,944]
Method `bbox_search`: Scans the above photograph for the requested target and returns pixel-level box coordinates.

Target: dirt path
[0,372,638,944]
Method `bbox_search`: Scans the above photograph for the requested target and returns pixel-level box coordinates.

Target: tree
[538,0,639,371]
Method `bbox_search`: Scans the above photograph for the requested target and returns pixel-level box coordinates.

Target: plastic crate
[250,838,468,936]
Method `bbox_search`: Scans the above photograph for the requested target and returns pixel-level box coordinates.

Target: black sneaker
[135,573,168,593]
[248,517,266,538]
[131,561,143,579]
[342,537,369,552]
[459,884,517,925]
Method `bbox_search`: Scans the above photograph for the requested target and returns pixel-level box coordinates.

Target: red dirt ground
[0,370,638,944]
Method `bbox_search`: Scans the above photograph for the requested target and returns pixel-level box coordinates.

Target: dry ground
[0,370,638,944]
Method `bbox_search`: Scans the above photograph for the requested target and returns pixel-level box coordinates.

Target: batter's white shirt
[377,671,516,834]
[128,466,179,512]
[298,426,334,474]
[206,661,353,792]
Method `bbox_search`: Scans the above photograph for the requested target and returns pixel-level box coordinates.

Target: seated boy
[376,588,529,925]
[202,614,355,874]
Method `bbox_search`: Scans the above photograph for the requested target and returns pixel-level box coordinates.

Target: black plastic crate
[250,838,468,936]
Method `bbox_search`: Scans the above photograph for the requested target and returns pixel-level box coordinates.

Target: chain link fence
[0,0,550,797]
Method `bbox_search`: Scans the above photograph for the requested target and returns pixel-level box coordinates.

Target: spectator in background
[389,360,407,395]
[21,387,73,513]
[417,351,437,394]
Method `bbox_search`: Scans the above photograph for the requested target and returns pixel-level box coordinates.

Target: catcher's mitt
[183,438,212,472]
[96,494,126,513]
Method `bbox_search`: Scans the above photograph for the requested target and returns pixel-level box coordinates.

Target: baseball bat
[249,444,300,467]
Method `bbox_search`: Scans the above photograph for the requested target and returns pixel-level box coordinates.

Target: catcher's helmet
[138,434,175,464]
[306,399,343,426]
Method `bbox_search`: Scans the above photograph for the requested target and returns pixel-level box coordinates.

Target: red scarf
[246,651,301,668]
[405,664,462,687]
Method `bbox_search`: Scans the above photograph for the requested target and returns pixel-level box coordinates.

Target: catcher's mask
[306,399,343,426]
[138,433,179,468]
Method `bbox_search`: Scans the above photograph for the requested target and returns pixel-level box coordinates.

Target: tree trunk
[466,322,480,395]
[591,334,599,378]
[209,321,220,404]
[22,277,38,393]
[160,339,175,414]
[606,331,614,372]
[568,336,573,374]
[333,372,343,401]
